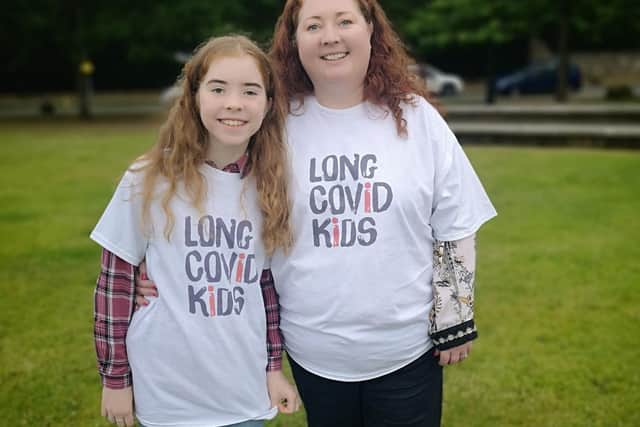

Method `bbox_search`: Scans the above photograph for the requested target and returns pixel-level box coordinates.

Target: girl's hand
[267,370,301,414]
[135,260,157,309]
[101,386,135,427]
[434,341,472,366]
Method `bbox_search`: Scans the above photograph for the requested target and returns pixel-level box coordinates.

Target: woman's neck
[313,83,365,109]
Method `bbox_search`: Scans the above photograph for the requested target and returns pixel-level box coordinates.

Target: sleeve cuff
[266,356,282,372]
[430,319,477,351]
[101,372,133,389]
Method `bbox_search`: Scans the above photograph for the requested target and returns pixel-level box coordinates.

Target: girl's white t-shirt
[271,96,497,381]
[91,166,276,427]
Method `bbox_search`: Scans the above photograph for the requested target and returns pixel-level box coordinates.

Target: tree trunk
[485,44,496,104]
[78,72,92,119]
[555,0,570,103]
[73,1,92,119]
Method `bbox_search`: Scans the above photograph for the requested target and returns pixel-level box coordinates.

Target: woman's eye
[245,90,258,96]
[307,23,320,31]
[211,87,224,94]
[339,19,353,26]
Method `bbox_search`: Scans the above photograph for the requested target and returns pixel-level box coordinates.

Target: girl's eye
[211,87,224,94]
[306,23,320,31]
[244,90,258,96]
[339,19,353,26]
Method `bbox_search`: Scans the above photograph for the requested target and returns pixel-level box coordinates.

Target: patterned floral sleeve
[429,234,478,350]
[260,269,283,371]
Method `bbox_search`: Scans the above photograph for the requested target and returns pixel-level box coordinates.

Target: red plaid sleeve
[94,248,135,388]
[260,269,283,371]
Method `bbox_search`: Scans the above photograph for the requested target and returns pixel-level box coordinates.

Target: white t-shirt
[271,96,497,381]
[91,165,276,427]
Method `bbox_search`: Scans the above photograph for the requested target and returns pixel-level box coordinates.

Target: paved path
[450,122,640,138]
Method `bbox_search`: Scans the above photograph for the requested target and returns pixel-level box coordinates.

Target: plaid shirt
[93,155,283,389]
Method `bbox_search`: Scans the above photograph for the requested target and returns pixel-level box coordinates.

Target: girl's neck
[206,143,248,169]
[313,83,365,109]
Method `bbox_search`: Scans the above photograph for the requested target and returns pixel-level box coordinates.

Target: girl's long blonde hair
[133,35,292,255]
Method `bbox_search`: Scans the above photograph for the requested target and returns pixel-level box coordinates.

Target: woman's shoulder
[402,94,440,115]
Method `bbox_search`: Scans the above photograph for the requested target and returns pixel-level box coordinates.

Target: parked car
[409,63,464,96]
[494,60,582,95]
[159,51,190,105]
[160,84,182,105]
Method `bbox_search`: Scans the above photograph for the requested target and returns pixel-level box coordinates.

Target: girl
[92,35,299,427]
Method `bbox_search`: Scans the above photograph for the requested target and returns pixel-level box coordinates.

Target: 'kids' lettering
[183,215,257,317]
[308,154,393,248]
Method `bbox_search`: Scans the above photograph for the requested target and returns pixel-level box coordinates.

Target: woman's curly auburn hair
[269,0,431,137]
[133,35,292,255]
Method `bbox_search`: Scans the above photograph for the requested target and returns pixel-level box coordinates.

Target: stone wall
[529,38,640,86]
[571,52,640,85]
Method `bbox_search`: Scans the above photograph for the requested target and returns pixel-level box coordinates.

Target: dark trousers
[289,349,443,427]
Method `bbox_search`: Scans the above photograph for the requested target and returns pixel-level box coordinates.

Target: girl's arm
[95,248,136,386]
[261,269,300,414]
[94,248,135,424]
[429,234,478,365]
[260,269,283,371]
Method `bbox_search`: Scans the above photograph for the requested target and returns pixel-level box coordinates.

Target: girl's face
[197,54,270,157]
[295,0,372,94]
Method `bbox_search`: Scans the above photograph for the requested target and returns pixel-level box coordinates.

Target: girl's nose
[225,94,242,110]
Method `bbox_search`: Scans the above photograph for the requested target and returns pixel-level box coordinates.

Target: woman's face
[295,0,372,94]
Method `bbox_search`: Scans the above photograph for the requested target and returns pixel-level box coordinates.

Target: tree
[400,0,640,103]
[0,0,283,114]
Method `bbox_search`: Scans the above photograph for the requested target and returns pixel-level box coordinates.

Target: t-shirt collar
[205,152,250,178]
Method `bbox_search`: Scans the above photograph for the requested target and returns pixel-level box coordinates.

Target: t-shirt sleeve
[426,102,497,241]
[90,170,149,265]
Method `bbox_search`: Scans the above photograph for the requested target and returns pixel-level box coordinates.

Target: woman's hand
[267,370,301,414]
[434,341,472,366]
[135,260,157,308]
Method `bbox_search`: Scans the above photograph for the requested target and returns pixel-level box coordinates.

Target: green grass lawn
[1,116,638,426]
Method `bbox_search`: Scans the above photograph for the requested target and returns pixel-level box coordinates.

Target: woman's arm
[430,234,478,364]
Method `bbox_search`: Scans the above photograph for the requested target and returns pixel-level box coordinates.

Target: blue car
[494,60,582,95]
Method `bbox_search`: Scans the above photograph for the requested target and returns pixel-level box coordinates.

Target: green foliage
[404,0,532,47]
[3,1,639,91]
[401,0,640,50]
[1,0,285,91]
[0,117,638,426]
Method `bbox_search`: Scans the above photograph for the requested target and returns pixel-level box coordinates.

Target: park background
[1,1,639,426]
